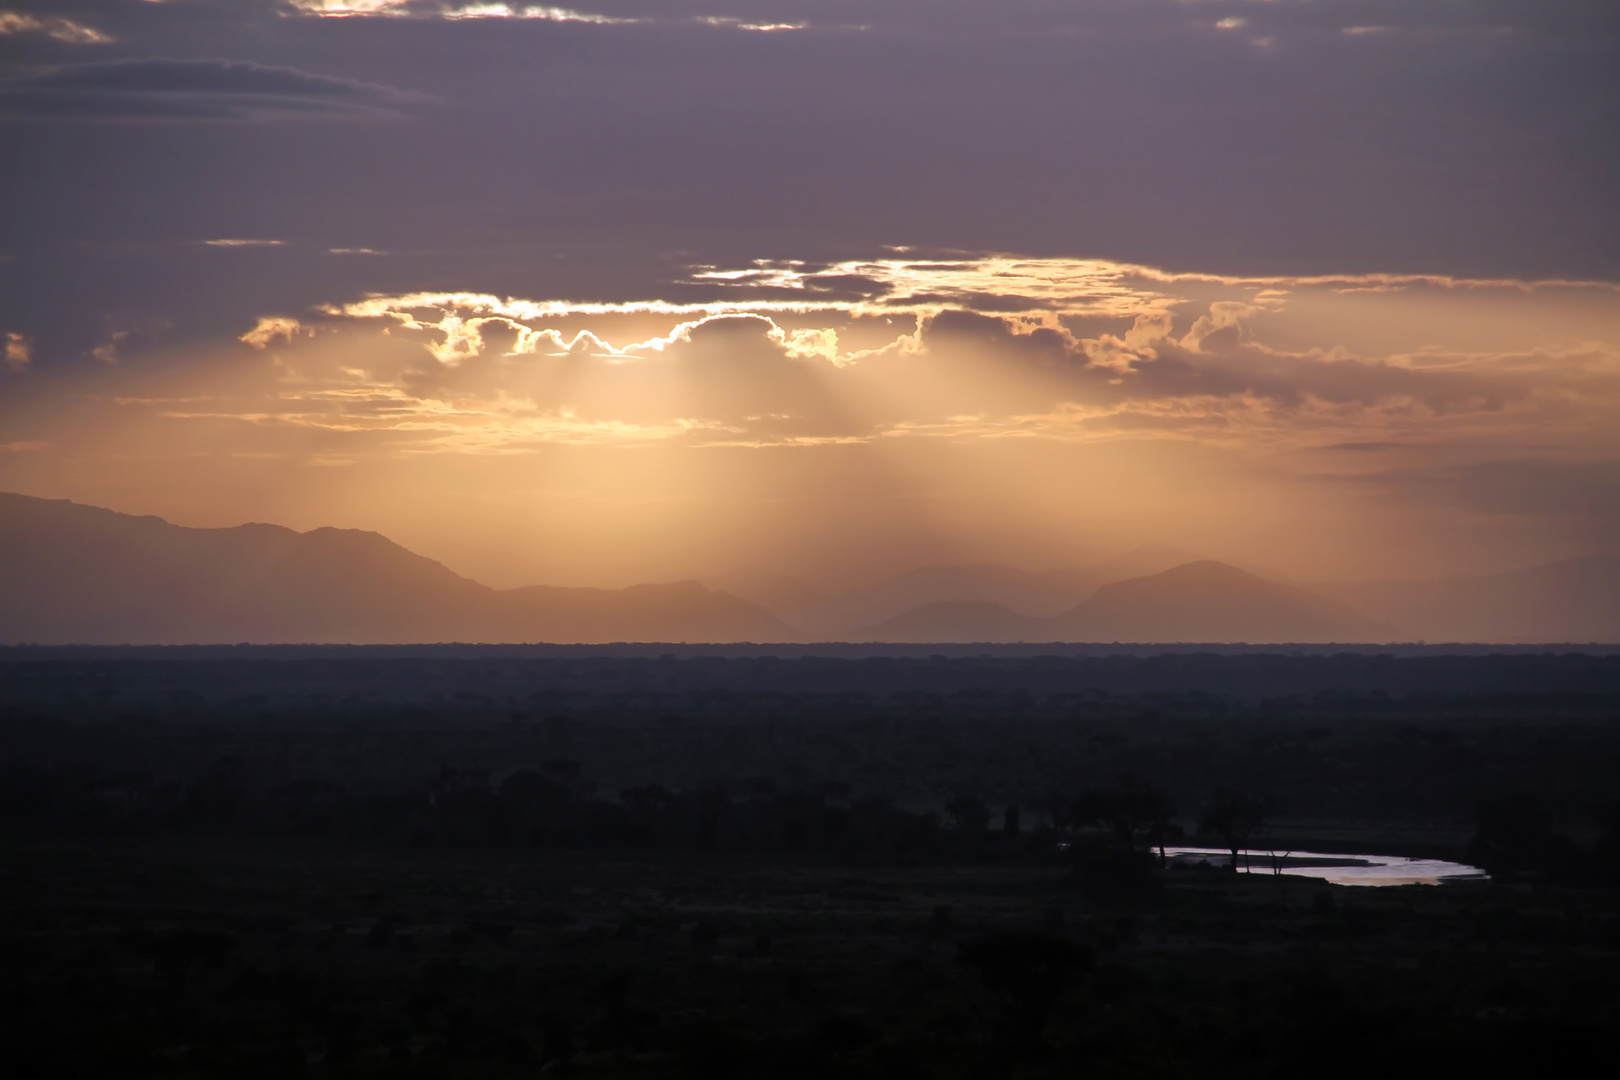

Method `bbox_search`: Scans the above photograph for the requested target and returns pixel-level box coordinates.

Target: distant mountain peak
[1062,560,1391,643]
[1093,559,1266,593]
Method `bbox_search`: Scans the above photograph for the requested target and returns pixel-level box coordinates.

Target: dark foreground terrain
[3,648,1619,1078]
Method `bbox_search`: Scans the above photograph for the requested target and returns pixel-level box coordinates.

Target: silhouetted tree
[1147,814,1185,869]
[1070,773,1176,852]
[1199,789,1276,871]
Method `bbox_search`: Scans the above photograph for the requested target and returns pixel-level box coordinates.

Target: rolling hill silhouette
[863,561,1393,643]
[0,493,794,644]
[1056,560,1392,643]
[709,543,1200,636]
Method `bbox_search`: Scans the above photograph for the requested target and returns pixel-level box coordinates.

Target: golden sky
[4,256,1617,588]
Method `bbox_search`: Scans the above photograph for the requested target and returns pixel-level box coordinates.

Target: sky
[1,1,1617,589]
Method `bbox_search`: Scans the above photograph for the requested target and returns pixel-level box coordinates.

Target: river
[1163,846,1488,886]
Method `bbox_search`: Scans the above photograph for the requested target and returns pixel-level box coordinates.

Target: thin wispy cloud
[287,1,643,22]
[288,2,836,30]
[0,58,424,121]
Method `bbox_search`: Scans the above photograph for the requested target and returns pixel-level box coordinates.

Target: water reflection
[1164,846,1488,887]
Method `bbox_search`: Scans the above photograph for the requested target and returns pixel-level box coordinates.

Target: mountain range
[1,492,1614,644]
[0,494,791,645]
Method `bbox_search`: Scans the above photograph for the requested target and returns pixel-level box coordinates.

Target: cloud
[0,11,110,44]
[90,330,129,364]
[206,239,287,248]
[330,259,1618,406]
[442,4,638,23]
[239,316,311,349]
[287,2,822,29]
[287,1,643,22]
[3,332,31,371]
[263,1,1619,41]
[200,256,1617,461]
[0,58,424,121]
[284,0,411,13]
[694,16,807,32]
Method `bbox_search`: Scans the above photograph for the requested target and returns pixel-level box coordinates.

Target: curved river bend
[1163,846,1488,887]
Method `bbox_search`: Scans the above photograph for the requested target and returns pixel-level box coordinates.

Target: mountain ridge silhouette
[0,493,794,644]
[707,543,1203,635]
[5,493,1614,645]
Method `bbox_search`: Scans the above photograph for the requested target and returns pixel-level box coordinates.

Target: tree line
[3,753,1606,881]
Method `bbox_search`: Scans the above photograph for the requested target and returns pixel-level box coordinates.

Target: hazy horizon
[8,488,1618,598]
[6,489,1618,646]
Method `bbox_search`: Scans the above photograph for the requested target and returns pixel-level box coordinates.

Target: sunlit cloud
[207,239,287,248]
[286,0,643,22]
[3,332,31,371]
[240,316,312,349]
[442,5,639,23]
[191,257,1616,471]
[287,2,828,30]
[694,16,807,32]
[0,11,110,44]
[283,0,421,14]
